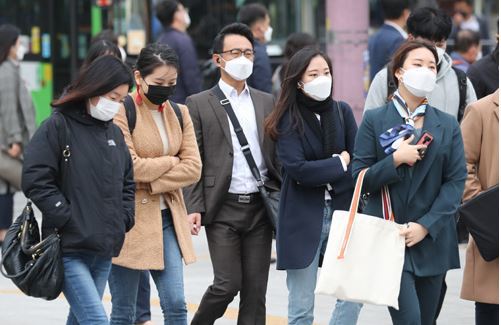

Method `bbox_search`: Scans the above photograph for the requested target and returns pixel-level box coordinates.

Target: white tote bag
[315,169,405,309]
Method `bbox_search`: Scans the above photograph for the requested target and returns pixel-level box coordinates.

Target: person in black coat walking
[22,55,135,325]
[264,47,362,325]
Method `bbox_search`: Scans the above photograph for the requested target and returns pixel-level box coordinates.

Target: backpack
[386,64,467,122]
[123,95,184,134]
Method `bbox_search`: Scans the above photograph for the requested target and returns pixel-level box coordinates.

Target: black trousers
[0,192,14,230]
[476,302,499,325]
[191,195,272,325]
[389,271,445,325]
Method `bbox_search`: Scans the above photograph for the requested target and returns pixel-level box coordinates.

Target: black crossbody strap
[212,85,264,186]
[54,112,71,195]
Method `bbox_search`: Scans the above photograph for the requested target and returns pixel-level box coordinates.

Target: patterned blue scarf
[378,91,428,154]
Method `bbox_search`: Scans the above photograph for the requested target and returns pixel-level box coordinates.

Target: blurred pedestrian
[451,29,481,72]
[91,29,127,62]
[467,42,499,99]
[184,23,281,324]
[365,7,477,122]
[460,89,499,325]
[450,0,491,56]
[109,43,202,325]
[156,0,202,104]
[271,32,317,98]
[368,0,410,81]
[22,55,135,325]
[353,40,466,325]
[238,3,273,93]
[0,24,36,245]
[265,47,362,325]
[82,40,122,70]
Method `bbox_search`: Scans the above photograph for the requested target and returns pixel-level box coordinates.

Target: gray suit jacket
[184,85,281,225]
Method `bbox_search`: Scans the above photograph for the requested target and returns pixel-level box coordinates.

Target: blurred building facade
[0,0,497,122]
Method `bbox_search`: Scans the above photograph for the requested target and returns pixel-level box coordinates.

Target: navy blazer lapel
[208,90,232,147]
[407,106,443,201]
[249,89,265,144]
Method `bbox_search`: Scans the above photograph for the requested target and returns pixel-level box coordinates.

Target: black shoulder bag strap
[124,95,184,134]
[211,85,265,188]
[124,94,136,134]
[452,66,467,122]
[335,101,344,132]
[53,112,71,194]
[169,100,184,132]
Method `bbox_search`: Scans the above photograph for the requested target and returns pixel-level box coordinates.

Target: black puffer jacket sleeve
[22,116,72,230]
[122,142,135,232]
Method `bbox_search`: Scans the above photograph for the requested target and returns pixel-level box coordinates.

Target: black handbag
[212,85,279,230]
[458,185,499,261]
[0,201,64,300]
[0,112,70,300]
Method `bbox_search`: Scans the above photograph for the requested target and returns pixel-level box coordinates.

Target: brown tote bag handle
[337,169,394,259]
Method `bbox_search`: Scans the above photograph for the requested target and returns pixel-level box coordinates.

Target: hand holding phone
[416,132,433,158]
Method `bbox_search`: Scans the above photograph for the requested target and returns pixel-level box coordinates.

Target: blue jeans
[62,253,112,325]
[109,209,187,325]
[286,201,362,325]
[135,270,151,323]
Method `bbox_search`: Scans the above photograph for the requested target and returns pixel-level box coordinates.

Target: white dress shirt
[218,79,268,194]
[151,110,169,210]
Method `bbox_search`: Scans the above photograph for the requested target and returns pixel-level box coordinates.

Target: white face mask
[401,67,437,98]
[222,56,254,81]
[89,96,121,121]
[264,26,273,43]
[436,46,446,64]
[302,76,332,101]
[184,12,191,28]
[16,44,26,61]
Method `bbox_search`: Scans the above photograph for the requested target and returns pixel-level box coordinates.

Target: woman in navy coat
[352,40,466,324]
[265,47,361,324]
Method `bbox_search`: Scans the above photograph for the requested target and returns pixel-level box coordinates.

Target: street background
[0,193,474,324]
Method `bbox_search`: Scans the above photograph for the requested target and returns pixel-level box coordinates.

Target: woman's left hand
[399,222,429,247]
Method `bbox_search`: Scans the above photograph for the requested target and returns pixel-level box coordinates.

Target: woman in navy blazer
[265,48,361,324]
[352,40,466,325]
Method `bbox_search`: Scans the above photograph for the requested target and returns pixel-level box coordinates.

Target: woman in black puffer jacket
[22,55,135,325]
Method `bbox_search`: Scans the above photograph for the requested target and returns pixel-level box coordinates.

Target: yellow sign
[31,26,41,54]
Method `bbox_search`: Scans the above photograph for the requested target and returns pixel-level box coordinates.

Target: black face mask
[143,82,176,105]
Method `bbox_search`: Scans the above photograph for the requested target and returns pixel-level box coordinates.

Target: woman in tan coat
[109,43,202,325]
[460,89,499,324]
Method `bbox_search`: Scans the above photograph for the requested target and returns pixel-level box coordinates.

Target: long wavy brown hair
[264,47,333,140]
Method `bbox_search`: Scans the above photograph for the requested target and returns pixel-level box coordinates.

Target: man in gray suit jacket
[184,23,280,325]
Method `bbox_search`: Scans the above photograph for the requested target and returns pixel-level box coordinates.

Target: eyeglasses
[219,48,255,59]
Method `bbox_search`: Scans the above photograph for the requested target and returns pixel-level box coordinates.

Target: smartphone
[417,132,433,158]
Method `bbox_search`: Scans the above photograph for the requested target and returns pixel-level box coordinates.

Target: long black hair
[0,24,20,64]
[135,42,179,78]
[52,55,133,107]
[265,47,333,140]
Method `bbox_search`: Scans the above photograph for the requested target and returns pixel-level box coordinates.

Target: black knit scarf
[297,92,336,158]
